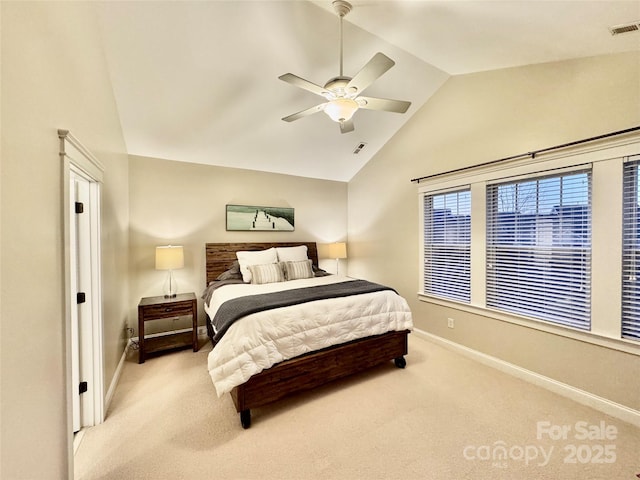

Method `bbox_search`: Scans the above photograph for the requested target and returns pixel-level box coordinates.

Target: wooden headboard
[205,242,319,285]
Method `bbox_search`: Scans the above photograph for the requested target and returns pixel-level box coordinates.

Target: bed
[203,242,413,428]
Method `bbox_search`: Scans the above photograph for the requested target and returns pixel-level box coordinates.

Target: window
[486,171,591,329]
[418,137,640,351]
[423,189,471,302]
[622,156,640,340]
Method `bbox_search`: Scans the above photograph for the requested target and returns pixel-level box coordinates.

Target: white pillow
[275,245,308,262]
[236,248,278,283]
[248,263,285,285]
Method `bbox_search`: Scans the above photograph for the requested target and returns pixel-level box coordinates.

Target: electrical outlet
[447,318,455,328]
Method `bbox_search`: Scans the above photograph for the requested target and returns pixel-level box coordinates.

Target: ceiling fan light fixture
[278,1,410,133]
[324,98,359,123]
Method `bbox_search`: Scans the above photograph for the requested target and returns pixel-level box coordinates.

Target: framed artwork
[226,204,295,231]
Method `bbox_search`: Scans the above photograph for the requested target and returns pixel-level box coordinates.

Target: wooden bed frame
[205,242,410,428]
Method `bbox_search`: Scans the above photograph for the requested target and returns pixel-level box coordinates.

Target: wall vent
[353,142,367,154]
[609,21,640,36]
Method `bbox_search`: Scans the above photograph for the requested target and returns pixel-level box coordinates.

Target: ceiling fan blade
[339,119,355,134]
[345,53,395,96]
[282,103,327,122]
[278,73,332,98]
[357,96,411,114]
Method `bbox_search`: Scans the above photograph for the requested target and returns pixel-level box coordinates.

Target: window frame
[485,169,592,330]
[422,187,472,303]
[622,155,640,341]
[417,135,640,356]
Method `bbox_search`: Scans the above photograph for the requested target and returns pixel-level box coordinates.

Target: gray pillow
[216,260,243,281]
[313,265,330,277]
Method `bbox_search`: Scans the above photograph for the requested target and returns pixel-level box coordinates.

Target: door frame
[59,130,105,466]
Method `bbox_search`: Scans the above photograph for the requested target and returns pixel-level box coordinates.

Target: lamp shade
[323,98,358,123]
[155,245,184,270]
[328,242,347,259]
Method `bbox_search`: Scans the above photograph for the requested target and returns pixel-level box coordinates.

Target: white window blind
[622,156,640,341]
[486,170,591,329]
[423,189,471,302]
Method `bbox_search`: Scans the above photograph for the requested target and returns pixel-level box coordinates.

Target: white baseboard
[412,328,640,428]
[104,340,129,414]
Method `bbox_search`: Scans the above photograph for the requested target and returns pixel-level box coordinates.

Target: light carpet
[74,334,640,479]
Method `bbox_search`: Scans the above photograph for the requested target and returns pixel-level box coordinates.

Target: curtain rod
[410,125,640,184]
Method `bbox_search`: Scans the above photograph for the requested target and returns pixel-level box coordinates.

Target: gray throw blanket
[211,279,397,344]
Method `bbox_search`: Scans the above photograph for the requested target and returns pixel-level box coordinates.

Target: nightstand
[137,292,198,363]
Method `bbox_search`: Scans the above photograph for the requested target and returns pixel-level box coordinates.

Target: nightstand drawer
[142,302,193,319]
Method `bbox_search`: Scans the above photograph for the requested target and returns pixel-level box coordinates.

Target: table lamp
[155,245,184,298]
[328,242,347,275]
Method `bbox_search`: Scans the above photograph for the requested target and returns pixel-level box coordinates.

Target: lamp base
[163,270,178,298]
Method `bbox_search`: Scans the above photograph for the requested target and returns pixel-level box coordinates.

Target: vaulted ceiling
[96,1,640,181]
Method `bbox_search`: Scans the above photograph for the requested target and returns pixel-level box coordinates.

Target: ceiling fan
[278,0,411,134]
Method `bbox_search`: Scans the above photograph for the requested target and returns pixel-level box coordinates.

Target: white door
[60,131,105,480]
[70,169,95,432]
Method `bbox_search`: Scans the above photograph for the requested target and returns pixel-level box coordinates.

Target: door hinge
[75,202,84,214]
[79,381,88,395]
[77,292,86,304]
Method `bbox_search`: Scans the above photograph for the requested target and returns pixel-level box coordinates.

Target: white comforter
[205,275,413,397]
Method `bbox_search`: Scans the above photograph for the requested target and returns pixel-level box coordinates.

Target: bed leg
[240,409,251,429]
[394,356,406,369]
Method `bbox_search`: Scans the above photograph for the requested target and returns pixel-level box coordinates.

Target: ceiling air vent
[609,21,640,36]
[353,142,367,155]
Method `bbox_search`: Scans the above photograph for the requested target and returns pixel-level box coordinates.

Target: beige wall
[1,2,129,479]
[128,155,347,333]
[1,2,638,478]
[348,52,640,411]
